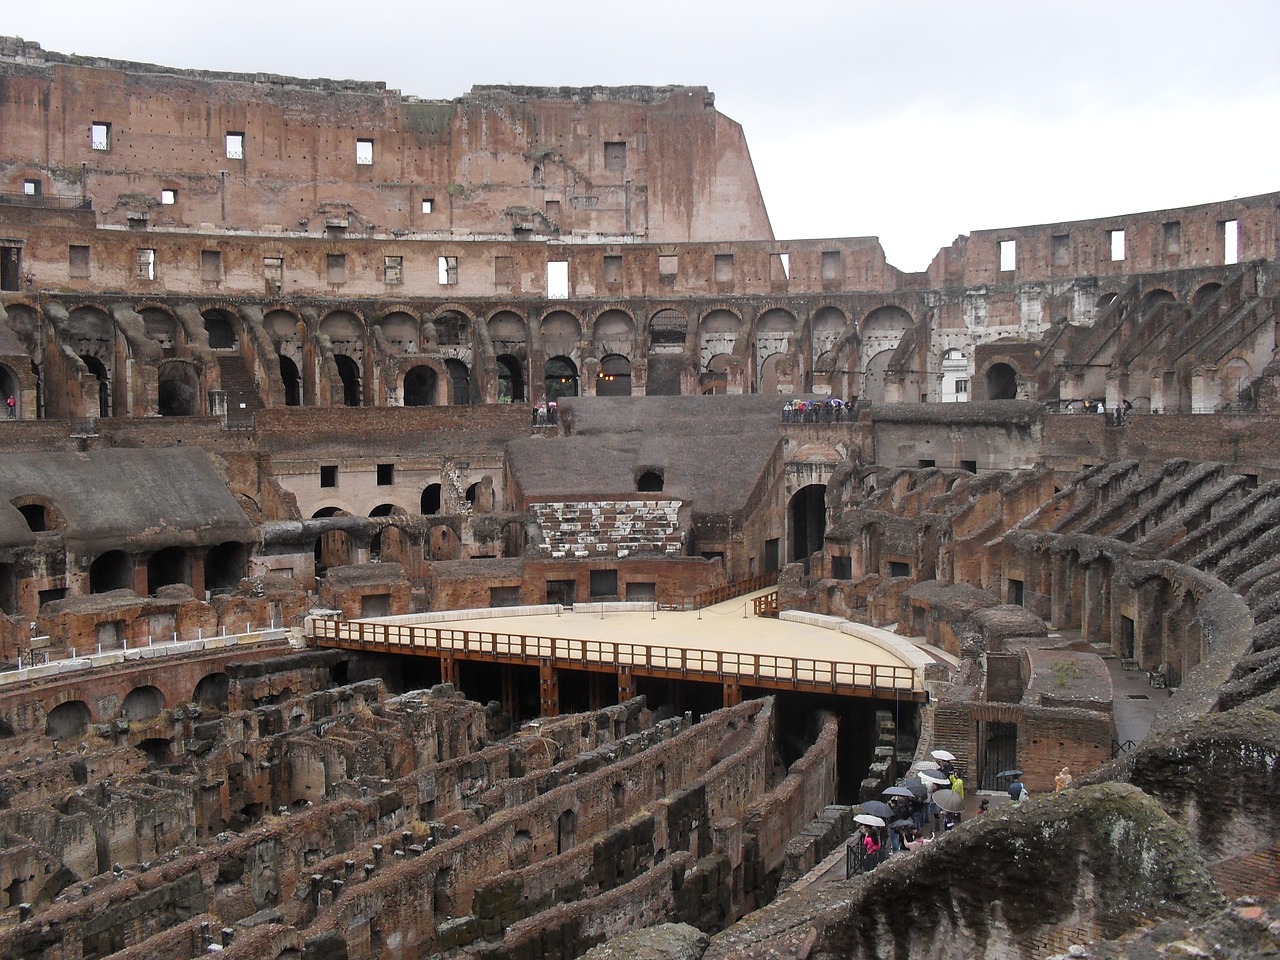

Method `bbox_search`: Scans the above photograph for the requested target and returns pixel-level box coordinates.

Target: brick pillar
[618,667,635,704]
[539,662,560,717]
[723,680,742,707]
[440,653,458,687]
[500,665,519,721]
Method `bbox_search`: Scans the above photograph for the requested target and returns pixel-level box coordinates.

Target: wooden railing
[684,571,778,610]
[310,617,920,697]
[753,591,780,618]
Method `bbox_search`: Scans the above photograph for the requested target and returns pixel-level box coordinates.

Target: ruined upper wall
[0,38,774,245]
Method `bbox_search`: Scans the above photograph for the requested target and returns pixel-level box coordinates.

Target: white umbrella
[853,813,886,827]
[919,770,950,786]
[931,749,957,762]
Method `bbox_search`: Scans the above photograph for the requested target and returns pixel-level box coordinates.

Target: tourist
[547,401,557,425]
[978,799,989,815]
[5,395,14,418]
[1008,777,1027,804]
[782,400,794,423]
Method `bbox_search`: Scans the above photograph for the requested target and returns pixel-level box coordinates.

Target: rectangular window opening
[225,132,244,160]
[326,253,347,285]
[494,255,514,287]
[200,250,222,283]
[320,465,338,488]
[490,586,521,608]
[888,561,911,578]
[421,198,433,214]
[1051,234,1070,266]
[603,141,627,172]
[961,460,978,474]
[778,252,790,279]
[161,188,177,205]
[998,239,1016,272]
[384,255,403,285]
[918,459,936,469]
[356,139,374,165]
[69,245,91,279]
[545,199,561,222]
[603,254,622,283]
[438,255,458,286]
[821,250,841,280]
[1163,221,1181,255]
[1223,219,1239,265]
[91,122,111,151]
[136,248,156,281]
[263,256,284,284]
[547,260,569,299]
[658,254,678,277]
[22,180,41,197]
[376,463,394,486]
[589,569,618,598]
[714,253,733,283]
[1108,229,1126,262]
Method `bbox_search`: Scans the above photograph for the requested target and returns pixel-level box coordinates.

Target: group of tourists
[1063,397,1134,425]
[531,401,559,427]
[782,397,847,423]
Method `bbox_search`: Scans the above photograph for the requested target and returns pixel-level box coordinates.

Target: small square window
[603,254,622,283]
[320,465,338,488]
[161,189,177,205]
[384,255,403,284]
[136,248,156,280]
[658,254,678,277]
[91,122,111,151]
[69,245,91,279]
[226,132,244,160]
[356,139,374,165]
[714,253,733,282]
[438,255,458,285]
[604,142,627,171]
[955,378,970,394]
[201,250,222,283]
[22,180,40,197]
[327,253,347,285]
[263,256,284,284]
[377,463,394,486]
[421,198,433,214]
[589,569,618,597]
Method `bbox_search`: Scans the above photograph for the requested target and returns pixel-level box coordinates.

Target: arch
[369,503,397,517]
[11,495,66,533]
[593,309,635,355]
[335,355,362,406]
[790,484,827,565]
[986,362,1019,400]
[556,808,577,855]
[45,700,92,740]
[1223,357,1255,407]
[205,541,247,592]
[445,359,471,405]
[596,354,631,396]
[278,354,302,406]
[1097,292,1119,309]
[374,311,419,353]
[496,355,526,403]
[194,672,229,711]
[488,310,527,348]
[319,309,364,342]
[811,306,847,356]
[1140,289,1176,311]
[1192,282,1222,312]
[541,311,582,355]
[648,308,688,349]
[428,524,460,561]
[148,546,189,594]
[80,354,111,417]
[433,310,472,347]
[465,482,480,506]
[545,356,579,403]
[202,309,237,349]
[315,529,353,572]
[122,685,165,721]
[637,469,664,492]
[265,309,303,342]
[89,550,133,594]
[757,352,785,395]
[157,361,200,417]
[421,484,442,515]
[861,349,894,403]
[139,307,179,350]
[0,362,17,418]
[703,353,734,394]
[312,506,346,519]
[404,365,440,406]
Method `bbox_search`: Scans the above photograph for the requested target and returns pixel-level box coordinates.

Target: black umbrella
[890,818,914,830]
[931,789,965,813]
[882,786,916,799]
[996,769,1024,779]
[860,800,895,819]
[901,777,928,800]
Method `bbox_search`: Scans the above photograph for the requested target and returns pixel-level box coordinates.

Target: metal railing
[0,192,92,210]
[310,617,919,696]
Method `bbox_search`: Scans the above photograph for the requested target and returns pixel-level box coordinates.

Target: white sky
[6,1,1278,272]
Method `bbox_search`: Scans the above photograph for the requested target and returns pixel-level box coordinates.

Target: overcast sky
[6,1,1278,271]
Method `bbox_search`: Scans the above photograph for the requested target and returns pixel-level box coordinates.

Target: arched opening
[374,312,419,353]
[545,357,579,403]
[428,524,460,561]
[45,700,92,740]
[0,364,20,418]
[465,482,480,506]
[1140,289,1176,312]
[278,355,302,406]
[596,354,631,396]
[421,484,442,515]
[986,363,1018,400]
[315,529,354,573]
[790,484,827,566]
[703,352,733,395]
[556,808,577,855]
[157,362,199,416]
[404,365,439,406]
[138,737,173,767]
[861,350,894,404]
[203,310,237,349]
[637,469,664,492]
[1192,282,1223,312]
[335,355,362,406]
[14,498,64,533]
[862,522,883,577]
[89,550,133,594]
[122,685,165,721]
[194,673,229,711]
[541,311,581,357]
[940,348,970,403]
[205,541,247,592]
[81,354,110,417]
[757,353,784,395]
[369,503,396,517]
[141,308,179,351]
[496,355,525,403]
[147,546,188,594]
[445,359,471,405]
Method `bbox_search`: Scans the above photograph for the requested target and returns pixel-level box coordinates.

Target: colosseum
[0,35,1278,960]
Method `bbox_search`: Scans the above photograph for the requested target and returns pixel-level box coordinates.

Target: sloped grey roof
[0,447,253,556]
[0,500,37,550]
[508,396,785,516]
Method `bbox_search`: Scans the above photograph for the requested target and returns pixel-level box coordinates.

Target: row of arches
[43,671,229,740]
